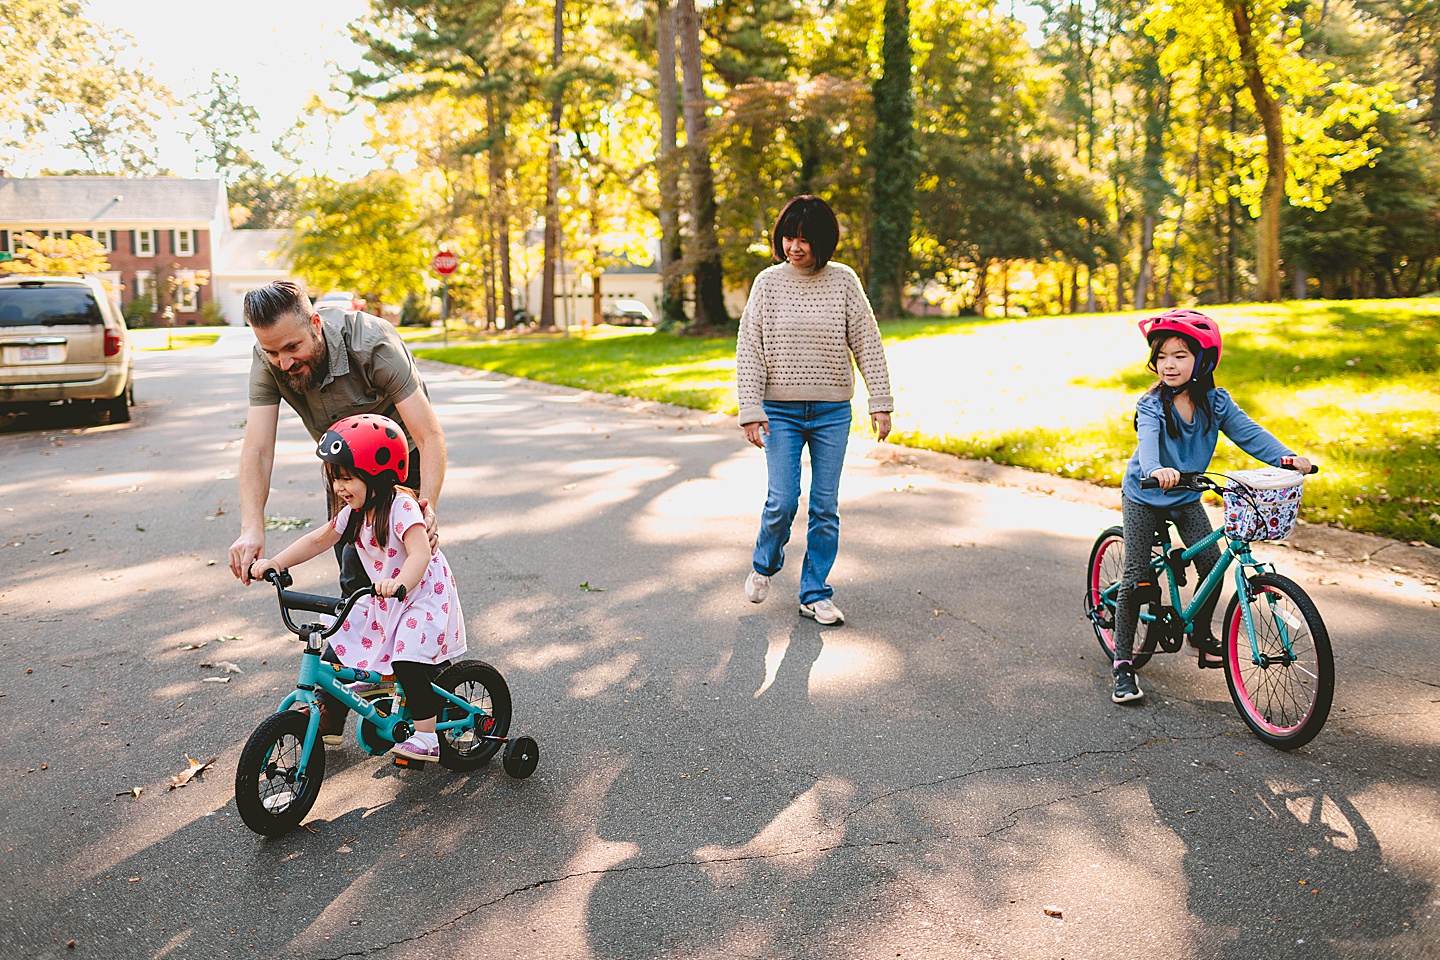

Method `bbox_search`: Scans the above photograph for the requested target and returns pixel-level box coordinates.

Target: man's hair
[244,280,313,329]
[771,195,840,269]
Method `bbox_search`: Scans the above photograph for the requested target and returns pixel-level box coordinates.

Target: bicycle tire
[1085,526,1156,670]
[435,660,512,771]
[235,711,326,836]
[1222,573,1334,750]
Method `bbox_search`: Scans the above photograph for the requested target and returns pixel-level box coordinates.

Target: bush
[399,291,436,327]
[200,300,227,325]
[123,294,155,328]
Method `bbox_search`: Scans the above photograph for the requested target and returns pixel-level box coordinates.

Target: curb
[417,359,1440,585]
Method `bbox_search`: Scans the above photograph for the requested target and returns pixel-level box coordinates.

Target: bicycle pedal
[392,755,412,768]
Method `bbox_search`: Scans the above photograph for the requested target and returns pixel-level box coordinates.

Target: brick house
[0,176,296,325]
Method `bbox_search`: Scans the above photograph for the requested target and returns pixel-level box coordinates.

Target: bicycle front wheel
[1222,573,1334,750]
[235,711,326,836]
[1085,526,1156,669]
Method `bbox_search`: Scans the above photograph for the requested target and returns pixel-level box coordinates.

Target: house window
[133,270,153,300]
[94,229,113,252]
[175,229,194,256]
[136,229,155,257]
[175,271,199,312]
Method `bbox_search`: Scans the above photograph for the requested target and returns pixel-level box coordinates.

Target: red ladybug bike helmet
[316,414,408,487]
[1137,308,1223,377]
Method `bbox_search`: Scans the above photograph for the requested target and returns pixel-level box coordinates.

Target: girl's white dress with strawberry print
[329,495,466,671]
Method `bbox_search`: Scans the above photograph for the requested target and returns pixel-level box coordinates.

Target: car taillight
[105,328,122,357]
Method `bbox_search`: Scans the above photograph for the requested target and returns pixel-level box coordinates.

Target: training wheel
[502,736,539,780]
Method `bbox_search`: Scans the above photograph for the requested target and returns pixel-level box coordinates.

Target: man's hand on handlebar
[229,529,265,584]
[1149,467,1182,490]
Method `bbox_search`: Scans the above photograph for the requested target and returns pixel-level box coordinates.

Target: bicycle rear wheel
[1085,526,1156,669]
[1222,573,1334,750]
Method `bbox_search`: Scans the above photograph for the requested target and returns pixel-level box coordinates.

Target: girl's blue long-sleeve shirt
[1121,387,1294,507]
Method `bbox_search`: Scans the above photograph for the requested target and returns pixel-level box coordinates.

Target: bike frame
[1101,522,1296,665]
[261,575,495,786]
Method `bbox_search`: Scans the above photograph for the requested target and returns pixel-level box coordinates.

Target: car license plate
[6,344,61,363]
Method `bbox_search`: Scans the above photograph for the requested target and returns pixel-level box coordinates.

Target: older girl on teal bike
[1111,310,1311,704]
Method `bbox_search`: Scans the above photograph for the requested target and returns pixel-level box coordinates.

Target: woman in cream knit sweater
[736,195,894,625]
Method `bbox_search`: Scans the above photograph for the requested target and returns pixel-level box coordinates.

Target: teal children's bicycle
[235,570,539,837]
[1083,462,1334,749]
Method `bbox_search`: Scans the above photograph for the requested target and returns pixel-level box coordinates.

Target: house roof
[0,177,223,227]
[215,228,290,275]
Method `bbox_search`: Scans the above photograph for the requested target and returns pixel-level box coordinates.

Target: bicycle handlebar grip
[394,584,407,602]
[1281,456,1320,475]
[1139,478,1159,489]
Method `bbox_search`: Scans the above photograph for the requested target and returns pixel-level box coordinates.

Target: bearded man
[227,281,446,597]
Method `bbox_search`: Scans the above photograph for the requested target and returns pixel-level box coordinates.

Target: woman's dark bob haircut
[771,195,840,269]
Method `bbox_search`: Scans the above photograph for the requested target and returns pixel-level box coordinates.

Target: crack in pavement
[311,838,915,960]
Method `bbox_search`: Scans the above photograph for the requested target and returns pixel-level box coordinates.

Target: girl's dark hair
[1144,332,1215,439]
[771,195,840,269]
[326,462,418,551]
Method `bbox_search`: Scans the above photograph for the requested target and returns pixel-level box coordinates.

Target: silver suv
[0,274,134,423]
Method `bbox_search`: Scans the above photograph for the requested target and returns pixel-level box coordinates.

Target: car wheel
[105,379,133,424]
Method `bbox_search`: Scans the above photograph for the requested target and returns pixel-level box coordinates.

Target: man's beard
[277,332,326,393]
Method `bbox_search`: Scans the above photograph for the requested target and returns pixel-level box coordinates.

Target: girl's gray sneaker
[1112,662,1144,703]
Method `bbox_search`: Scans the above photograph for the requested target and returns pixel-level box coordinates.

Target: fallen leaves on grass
[167,755,217,791]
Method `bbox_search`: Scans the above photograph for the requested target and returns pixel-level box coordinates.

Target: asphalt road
[2,329,1437,960]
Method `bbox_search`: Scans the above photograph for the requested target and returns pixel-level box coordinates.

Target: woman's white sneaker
[745,571,771,603]
[799,598,844,625]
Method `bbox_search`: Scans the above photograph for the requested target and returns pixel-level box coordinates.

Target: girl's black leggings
[392,660,443,721]
[1113,495,1222,662]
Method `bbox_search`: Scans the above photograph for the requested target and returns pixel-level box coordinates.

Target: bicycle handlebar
[261,569,405,640]
[1139,459,1319,492]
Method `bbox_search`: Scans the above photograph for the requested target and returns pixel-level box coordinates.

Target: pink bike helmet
[1138,308,1223,377]
[316,414,408,487]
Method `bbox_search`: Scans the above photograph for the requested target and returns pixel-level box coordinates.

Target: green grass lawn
[414,302,1440,546]
[132,329,222,351]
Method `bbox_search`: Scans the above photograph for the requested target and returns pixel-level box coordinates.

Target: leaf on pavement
[265,516,312,531]
[182,642,208,650]
[167,755,217,790]
[215,635,241,643]
[114,787,143,800]
[199,661,243,673]
[202,676,231,683]
[578,581,605,592]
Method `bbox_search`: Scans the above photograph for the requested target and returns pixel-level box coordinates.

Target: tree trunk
[676,0,731,330]
[486,89,515,329]
[1134,214,1155,310]
[540,0,565,327]
[867,0,915,320]
[655,0,686,327]
[1230,0,1284,302]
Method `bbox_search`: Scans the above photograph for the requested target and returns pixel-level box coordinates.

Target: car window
[0,287,104,327]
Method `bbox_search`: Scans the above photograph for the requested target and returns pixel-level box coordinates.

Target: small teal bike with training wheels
[235,569,539,836]
[1083,459,1334,749]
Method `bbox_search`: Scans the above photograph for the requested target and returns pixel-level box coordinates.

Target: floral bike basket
[1223,467,1306,542]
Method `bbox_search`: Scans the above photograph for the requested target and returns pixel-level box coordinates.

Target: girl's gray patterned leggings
[1113,495,1222,662]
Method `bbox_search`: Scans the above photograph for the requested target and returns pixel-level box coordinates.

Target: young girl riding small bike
[249,413,466,762]
[1111,309,1311,704]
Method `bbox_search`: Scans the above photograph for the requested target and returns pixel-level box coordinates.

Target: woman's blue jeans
[751,400,852,604]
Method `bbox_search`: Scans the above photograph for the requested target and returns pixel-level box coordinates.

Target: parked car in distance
[315,291,364,312]
[603,298,654,326]
[0,274,134,424]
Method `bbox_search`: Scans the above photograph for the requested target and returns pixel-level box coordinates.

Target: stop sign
[432,250,459,275]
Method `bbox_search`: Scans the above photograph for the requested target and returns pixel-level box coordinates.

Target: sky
[17,0,376,178]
